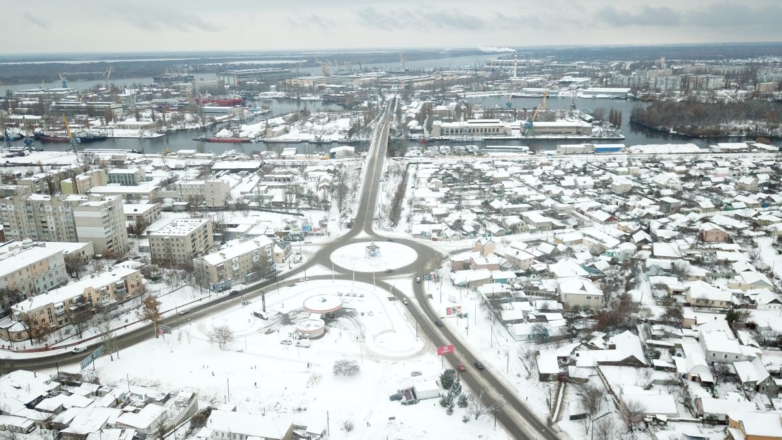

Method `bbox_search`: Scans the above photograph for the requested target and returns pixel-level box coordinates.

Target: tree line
[630,99,782,137]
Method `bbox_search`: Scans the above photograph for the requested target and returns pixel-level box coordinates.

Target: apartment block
[0,191,129,257]
[161,180,232,207]
[148,218,214,266]
[60,170,107,195]
[73,196,129,256]
[194,237,275,291]
[0,240,67,299]
[108,168,146,186]
[11,267,146,332]
[123,203,162,227]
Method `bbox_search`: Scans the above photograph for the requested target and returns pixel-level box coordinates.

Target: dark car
[389,394,403,401]
[474,361,485,370]
[229,290,240,295]
[386,238,394,242]
[435,320,443,327]
[385,269,393,273]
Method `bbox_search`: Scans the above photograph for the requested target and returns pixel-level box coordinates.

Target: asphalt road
[5,99,557,439]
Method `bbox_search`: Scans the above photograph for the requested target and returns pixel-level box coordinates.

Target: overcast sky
[2,0,780,54]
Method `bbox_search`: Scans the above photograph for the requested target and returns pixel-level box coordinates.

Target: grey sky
[2,0,780,54]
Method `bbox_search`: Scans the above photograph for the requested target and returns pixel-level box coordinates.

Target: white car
[295,340,311,348]
[71,346,87,354]
[280,339,293,345]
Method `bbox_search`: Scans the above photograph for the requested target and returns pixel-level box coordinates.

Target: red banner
[437,345,454,356]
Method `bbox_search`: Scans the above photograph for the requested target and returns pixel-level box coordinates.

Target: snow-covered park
[48,280,506,439]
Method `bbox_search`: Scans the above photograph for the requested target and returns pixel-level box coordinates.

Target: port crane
[2,127,10,151]
[522,89,549,136]
[63,113,81,160]
[102,66,114,84]
[58,73,67,88]
[23,117,34,151]
[321,61,330,77]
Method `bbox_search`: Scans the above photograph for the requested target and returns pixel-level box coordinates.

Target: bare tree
[594,417,616,440]
[621,399,646,433]
[333,359,361,376]
[64,254,88,279]
[207,325,234,349]
[579,383,606,434]
[137,295,162,338]
[70,297,93,339]
[98,312,120,361]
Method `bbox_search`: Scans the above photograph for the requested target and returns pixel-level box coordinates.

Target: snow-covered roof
[206,410,290,440]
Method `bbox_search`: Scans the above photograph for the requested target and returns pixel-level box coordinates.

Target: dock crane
[2,126,10,151]
[63,113,81,160]
[23,117,34,151]
[102,66,114,84]
[58,73,67,88]
[522,90,549,136]
[321,61,330,77]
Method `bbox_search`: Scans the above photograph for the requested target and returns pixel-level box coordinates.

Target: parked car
[71,346,87,354]
[253,310,268,320]
[385,269,393,273]
[389,394,403,401]
[458,362,466,372]
[280,339,293,345]
[435,320,443,327]
[386,238,394,242]
[410,371,422,377]
[178,309,189,315]
[295,340,311,348]
[403,298,409,305]
[415,277,421,283]
[401,399,419,406]
[474,361,485,371]
[242,300,252,306]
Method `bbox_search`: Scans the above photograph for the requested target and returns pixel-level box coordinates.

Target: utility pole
[227,378,230,402]
[262,290,266,313]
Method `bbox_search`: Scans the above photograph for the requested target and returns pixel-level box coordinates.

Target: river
[4,51,774,155]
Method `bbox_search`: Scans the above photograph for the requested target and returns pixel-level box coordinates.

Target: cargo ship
[193,135,248,143]
[195,96,244,106]
[36,132,108,143]
[153,73,194,83]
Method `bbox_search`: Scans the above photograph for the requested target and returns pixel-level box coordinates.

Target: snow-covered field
[50,280,507,439]
[330,242,418,272]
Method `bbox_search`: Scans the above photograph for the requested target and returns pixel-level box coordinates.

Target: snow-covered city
[3,5,782,440]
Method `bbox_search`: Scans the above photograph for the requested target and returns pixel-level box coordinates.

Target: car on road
[389,394,403,401]
[458,362,466,372]
[72,346,87,354]
[242,300,252,306]
[280,339,293,345]
[386,238,394,242]
[178,309,190,316]
[229,290,240,296]
[474,361,485,370]
[403,298,409,305]
[434,320,443,327]
[415,277,421,283]
[385,269,393,273]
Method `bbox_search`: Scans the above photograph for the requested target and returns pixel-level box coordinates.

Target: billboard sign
[446,306,462,316]
[437,344,454,356]
[79,345,104,370]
